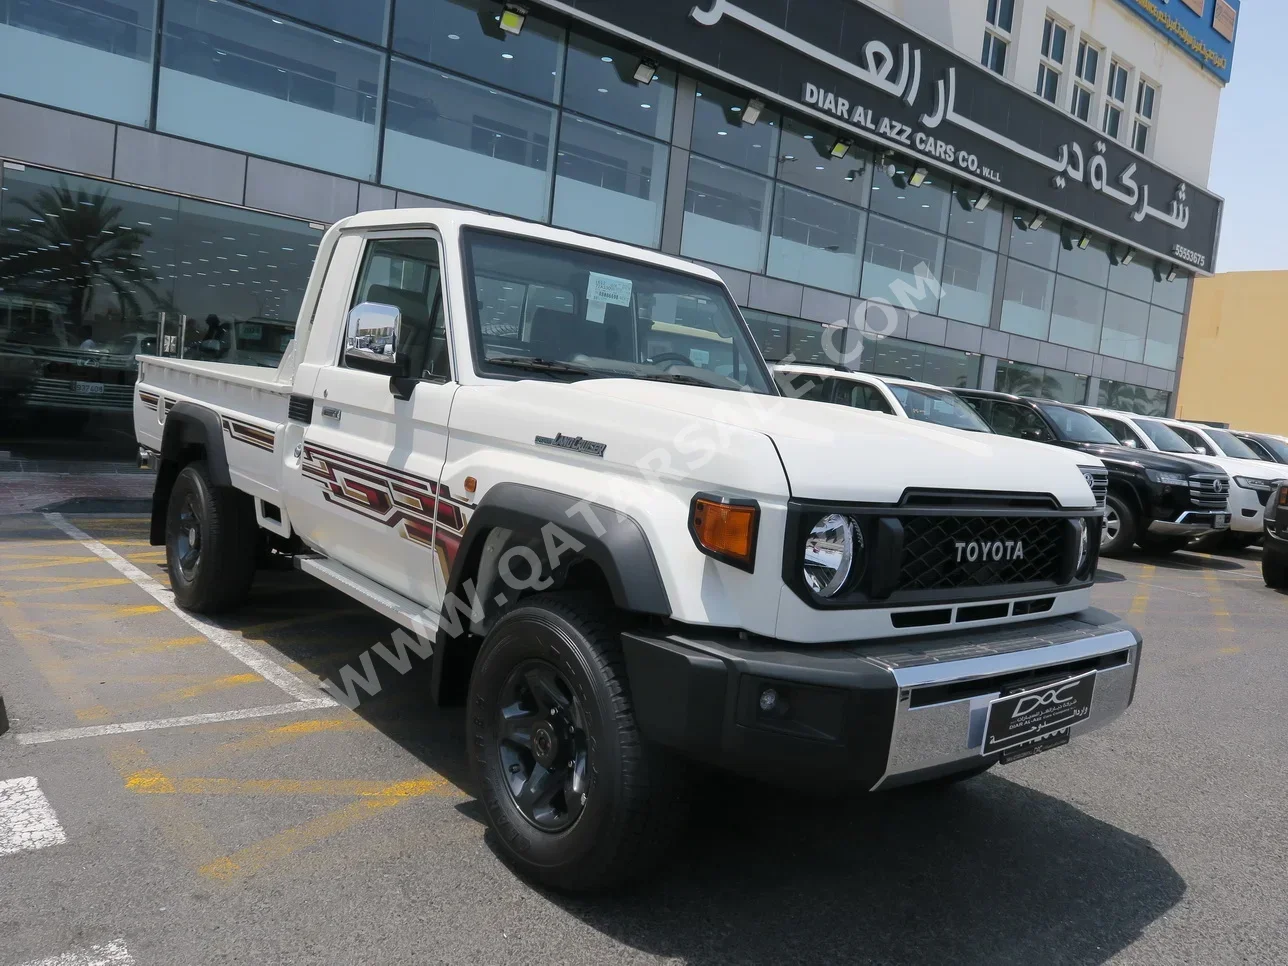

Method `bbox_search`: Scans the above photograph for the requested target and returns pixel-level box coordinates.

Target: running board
[295,555,438,640]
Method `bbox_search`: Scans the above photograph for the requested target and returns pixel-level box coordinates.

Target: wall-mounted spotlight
[1167,265,1179,282]
[742,98,764,125]
[830,139,852,160]
[879,151,897,178]
[1027,211,1046,231]
[498,3,526,35]
[908,166,930,188]
[1120,247,1136,265]
[973,190,993,210]
[633,58,659,84]
[1077,231,1092,250]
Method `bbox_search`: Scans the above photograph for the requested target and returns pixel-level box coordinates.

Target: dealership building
[0,0,1234,464]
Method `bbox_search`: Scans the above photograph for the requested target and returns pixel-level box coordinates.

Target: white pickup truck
[134,208,1142,890]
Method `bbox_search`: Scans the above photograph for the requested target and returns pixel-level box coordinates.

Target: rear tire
[1100,494,1137,557]
[1264,551,1288,589]
[467,592,688,892]
[165,461,258,614]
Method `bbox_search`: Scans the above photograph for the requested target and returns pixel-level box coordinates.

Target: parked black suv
[957,390,1231,556]
[1264,485,1288,588]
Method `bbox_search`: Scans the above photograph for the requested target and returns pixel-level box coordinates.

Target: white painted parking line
[0,777,66,856]
[16,699,336,746]
[42,513,334,707]
[10,939,135,966]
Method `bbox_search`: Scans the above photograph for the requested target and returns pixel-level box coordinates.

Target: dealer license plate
[73,381,104,395]
[983,671,1095,762]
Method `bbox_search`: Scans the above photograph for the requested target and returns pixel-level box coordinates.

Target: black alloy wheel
[496,660,590,833]
[175,494,204,580]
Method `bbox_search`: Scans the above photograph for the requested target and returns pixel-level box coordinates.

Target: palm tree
[0,181,162,345]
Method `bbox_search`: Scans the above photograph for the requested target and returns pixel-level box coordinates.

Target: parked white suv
[1083,407,1283,546]
[133,207,1140,890]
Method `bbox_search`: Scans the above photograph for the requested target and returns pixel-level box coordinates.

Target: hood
[1181,452,1288,482]
[1061,442,1220,476]
[563,381,1097,507]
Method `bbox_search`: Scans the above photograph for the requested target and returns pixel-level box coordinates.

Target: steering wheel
[648,352,693,367]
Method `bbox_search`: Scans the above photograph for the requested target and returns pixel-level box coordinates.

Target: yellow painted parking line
[127,776,447,797]
[108,744,221,868]
[3,576,132,597]
[0,554,97,573]
[1202,569,1237,634]
[75,672,266,723]
[198,775,457,882]
[113,603,166,618]
[69,635,210,660]
[174,718,369,774]
[1129,564,1157,617]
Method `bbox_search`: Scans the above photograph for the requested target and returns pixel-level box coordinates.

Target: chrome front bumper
[875,621,1141,789]
[1148,510,1230,536]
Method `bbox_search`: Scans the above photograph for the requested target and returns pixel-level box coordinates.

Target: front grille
[898,516,1066,591]
[1188,474,1230,510]
[1083,468,1109,509]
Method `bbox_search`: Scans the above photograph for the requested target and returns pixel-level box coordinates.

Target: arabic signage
[1115,0,1238,82]
[537,0,1222,273]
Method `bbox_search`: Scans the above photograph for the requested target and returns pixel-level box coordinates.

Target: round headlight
[803,514,864,598]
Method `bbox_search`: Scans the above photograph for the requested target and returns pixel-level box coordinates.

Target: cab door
[292,231,458,608]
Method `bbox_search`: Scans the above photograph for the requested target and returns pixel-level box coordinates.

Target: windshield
[1135,419,1195,453]
[1037,404,1120,444]
[1205,427,1262,461]
[889,385,992,432]
[1250,435,1288,462]
[463,229,774,394]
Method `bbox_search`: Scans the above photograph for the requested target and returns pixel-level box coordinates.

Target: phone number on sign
[1172,245,1207,269]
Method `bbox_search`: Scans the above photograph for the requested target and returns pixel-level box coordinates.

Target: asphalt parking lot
[0,508,1285,966]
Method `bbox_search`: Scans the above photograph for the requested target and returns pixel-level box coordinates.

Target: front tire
[1100,494,1138,557]
[467,593,687,892]
[165,461,258,614]
[1264,551,1288,589]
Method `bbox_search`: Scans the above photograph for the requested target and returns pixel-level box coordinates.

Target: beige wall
[1176,271,1288,434]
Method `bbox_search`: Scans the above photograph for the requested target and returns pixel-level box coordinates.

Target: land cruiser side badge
[536,433,607,458]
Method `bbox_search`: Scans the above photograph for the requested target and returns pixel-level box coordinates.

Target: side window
[351,237,450,381]
[1096,415,1137,447]
[1171,426,1211,455]
[832,380,895,414]
[991,403,1056,442]
[775,372,829,401]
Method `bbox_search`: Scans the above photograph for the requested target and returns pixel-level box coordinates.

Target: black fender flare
[149,402,232,545]
[430,482,672,703]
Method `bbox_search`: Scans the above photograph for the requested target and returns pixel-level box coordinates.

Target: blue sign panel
[1115,0,1239,83]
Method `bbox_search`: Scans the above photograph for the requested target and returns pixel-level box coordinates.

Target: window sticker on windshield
[586,300,607,324]
[239,323,262,341]
[689,348,710,367]
[587,272,633,307]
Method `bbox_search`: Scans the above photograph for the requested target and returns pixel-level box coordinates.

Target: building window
[981,0,1013,75]
[253,0,388,45]
[691,81,781,176]
[767,185,866,295]
[743,310,845,366]
[1144,304,1182,369]
[1133,79,1158,153]
[158,0,383,181]
[776,117,870,207]
[383,58,557,221]
[680,156,773,273]
[1069,38,1100,122]
[563,33,677,139]
[860,215,946,315]
[1000,260,1055,341]
[393,0,565,104]
[552,116,669,248]
[862,337,981,389]
[1036,16,1067,104]
[1103,60,1130,140]
[939,241,997,327]
[995,361,1088,404]
[1098,379,1170,417]
[1099,292,1150,362]
[0,0,156,125]
[1049,275,1106,352]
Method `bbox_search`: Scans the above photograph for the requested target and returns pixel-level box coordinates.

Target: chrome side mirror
[344,302,406,376]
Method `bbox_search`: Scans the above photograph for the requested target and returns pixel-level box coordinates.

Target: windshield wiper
[487,356,599,379]
[635,371,727,389]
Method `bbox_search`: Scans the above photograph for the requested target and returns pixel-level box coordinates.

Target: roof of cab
[334,207,725,285]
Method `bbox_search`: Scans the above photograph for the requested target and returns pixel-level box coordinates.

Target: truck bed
[134,355,293,510]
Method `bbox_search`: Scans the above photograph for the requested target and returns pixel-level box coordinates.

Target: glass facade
[0,0,1195,461]
[1098,379,1171,417]
[0,166,320,461]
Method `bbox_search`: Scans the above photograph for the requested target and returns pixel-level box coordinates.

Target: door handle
[321,406,341,420]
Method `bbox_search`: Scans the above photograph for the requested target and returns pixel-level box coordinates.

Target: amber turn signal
[1279,485,1288,507]
[689,495,759,572]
